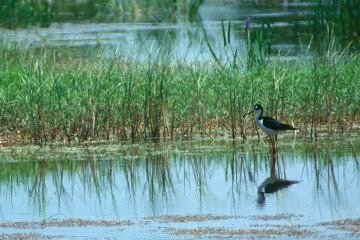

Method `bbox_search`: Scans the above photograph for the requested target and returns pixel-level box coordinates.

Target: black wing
[262,117,296,130]
[268,179,299,193]
[259,177,299,194]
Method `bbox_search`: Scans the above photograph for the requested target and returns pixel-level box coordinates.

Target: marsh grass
[204,20,275,139]
[312,0,360,48]
[0,41,359,144]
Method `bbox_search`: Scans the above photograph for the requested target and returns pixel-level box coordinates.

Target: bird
[247,104,296,136]
[257,177,299,205]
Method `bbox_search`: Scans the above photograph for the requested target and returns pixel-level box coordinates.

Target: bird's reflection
[0,138,357,217]
[257,140,299,206]
[257,176,299,205]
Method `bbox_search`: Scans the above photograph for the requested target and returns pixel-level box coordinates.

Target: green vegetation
[0,0,203,28]
[312,0,360,47]
[0,0,53,28]
[0,39,359,145]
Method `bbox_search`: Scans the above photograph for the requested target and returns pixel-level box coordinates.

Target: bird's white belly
[256,119,276,135]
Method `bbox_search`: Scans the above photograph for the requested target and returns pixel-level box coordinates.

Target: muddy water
[0,137,359,239]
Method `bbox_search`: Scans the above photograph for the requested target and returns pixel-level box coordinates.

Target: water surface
[0,0,320,62]
[0,137,359,239]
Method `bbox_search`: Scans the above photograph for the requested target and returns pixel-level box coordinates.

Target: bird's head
[253,104,263,118]
[253,104,263,114]
[244,103,263,117]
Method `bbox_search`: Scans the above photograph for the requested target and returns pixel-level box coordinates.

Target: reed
[0,40,359,144]
[312,0,360,48]
[203,19,273,139]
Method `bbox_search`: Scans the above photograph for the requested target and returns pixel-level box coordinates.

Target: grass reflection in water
[0,137,358,220]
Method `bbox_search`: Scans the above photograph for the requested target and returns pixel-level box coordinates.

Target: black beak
[243,110,254,118]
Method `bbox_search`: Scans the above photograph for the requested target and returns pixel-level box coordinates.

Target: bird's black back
[262,117,296,131]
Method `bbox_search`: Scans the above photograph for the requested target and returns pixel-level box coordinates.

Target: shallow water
[0,137,359,239]
[0,0,319,62]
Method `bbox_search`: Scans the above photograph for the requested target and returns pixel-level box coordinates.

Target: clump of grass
[312,0,360,48]
[244,20,272,70]
[203,18,273,139]
[0,41,359,144]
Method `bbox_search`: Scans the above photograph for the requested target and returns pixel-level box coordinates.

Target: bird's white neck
[254,109,263,120]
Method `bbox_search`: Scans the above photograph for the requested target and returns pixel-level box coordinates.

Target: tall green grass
[204,20,273,139]
[0,42,359,144]
[312,0,360,48]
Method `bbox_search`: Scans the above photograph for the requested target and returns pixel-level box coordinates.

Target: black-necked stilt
[247,104,296,136]
[257,177,299,205]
